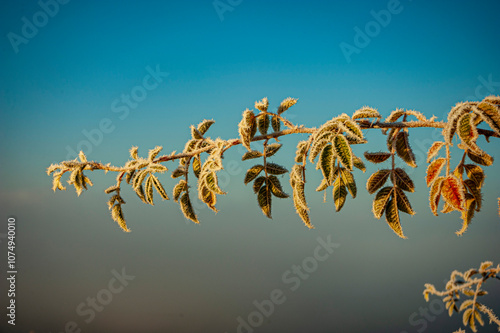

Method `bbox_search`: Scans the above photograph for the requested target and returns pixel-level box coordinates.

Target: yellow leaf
[111,204,130,232]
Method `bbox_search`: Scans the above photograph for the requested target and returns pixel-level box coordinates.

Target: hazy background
[1,0,500,332]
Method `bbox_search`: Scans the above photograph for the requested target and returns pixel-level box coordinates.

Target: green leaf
[367,169,391,194]
[292,182,308,210]
[191,126,203,139]
[125,169,136,184]
[467,150,493,166]
[180,193,199,223]
[255,97,269,112]
[364,152,392,164]
[277,97,297,114]
[135,184,147,204]
[257,184,272,218]
[333,176,347,212]
[253,176,266,194]
[265,143,282,157]
[133,169,148,190]
[192,155,201,178]
[173,180,187,202]
[333,134,353,170]
[257,114,270,135]
[352,106,381,120]
[171,167,187,179]
[244,165,265,184]
[144,174,154,205]
[339,168,357,198]
[129,146,139,160]
[242,150,263,161]
[295,140,308,163]
[475,101,500,135]
[319,144,334,184]
[151,174,169,200]
[266,163,288,175]
[463,164,484,188]
[148,146,163,161]
[339,119,364,143]
[395,131,417,168]
[395,187,414,215]
[268,175,289,198]
[463,179,482,211]
[309,139,329,163]
[205,172,226,195]
[111,204,130,232]
[352,155,366,172]
[372,186,393,219]
[197,119,215,135]
[200,185,217,212]
[393,168,415,192]
[271,114,280,132]
[238,109,256,151]
[315,178,329,192]
[457,113,477,145]
[385,197,407,239]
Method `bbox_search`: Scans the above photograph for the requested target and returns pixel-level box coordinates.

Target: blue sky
[1,1,500,332]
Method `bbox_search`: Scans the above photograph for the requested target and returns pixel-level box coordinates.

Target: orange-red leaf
[429,176,444,216]
[440,176,465,212]
[427,141,445,163]
[441,202,455,214]
[426,158,446,187]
